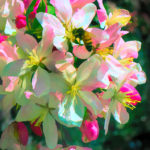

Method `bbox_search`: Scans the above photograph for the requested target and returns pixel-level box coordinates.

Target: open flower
[97,79,142,134]
[97,0,131,28]
[36,0,98,52]
[98,83,141,133]
[0,39,19,92]
[50,54,103,127]
[97,36,146,88]
[16,93,59,149]
[1,28,56,97]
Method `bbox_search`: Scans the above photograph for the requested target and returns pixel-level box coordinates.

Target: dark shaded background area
[60,0,150,150]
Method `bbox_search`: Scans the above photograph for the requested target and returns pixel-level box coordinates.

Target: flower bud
[0,34,8,43]
[15,15,27,29]
[80,120,99,143]
[30,120,43,136]
[17,122,29,146]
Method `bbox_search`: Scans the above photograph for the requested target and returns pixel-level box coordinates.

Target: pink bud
[80,120,99,143]
[15,15,27,29]
[29,11,36,19]
[30,121,43,136]
[120,83,141,105]
[0,34,8,43]
[17,122,29,146]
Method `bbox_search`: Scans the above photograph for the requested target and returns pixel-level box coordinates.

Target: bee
[72,28,93,52]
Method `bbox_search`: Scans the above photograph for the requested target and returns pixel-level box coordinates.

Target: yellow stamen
[122,96,140,110]
[96,47,113,59]
[121,91,140,110]
[25,49,41,68]
[67,84,80,97]
[63,22,75,41]
[119,57,133,67]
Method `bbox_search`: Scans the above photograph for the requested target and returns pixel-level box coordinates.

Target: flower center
[119,57,133,67]
[96,47,113,59]
[116,91,140,110]
[63,23,92,51]
[67,84,80,97]
[63,22,75,41]
[25,49,42,68]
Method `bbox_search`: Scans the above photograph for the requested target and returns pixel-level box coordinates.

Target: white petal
[36,12,65,36]
[53,36,68,51]
[72,3,96,29]
[54,0,72,22]
[112,102,129,124]
[38,26,54,57]
[4,19,16,35]
[16,31,38,53]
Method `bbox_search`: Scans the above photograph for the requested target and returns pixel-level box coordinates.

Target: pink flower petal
[54,0,72,22]
[73,45,92,59]
[97,9,107,25]
[100,23,121,49]
[113,102,129,124]
[120,83,141,105]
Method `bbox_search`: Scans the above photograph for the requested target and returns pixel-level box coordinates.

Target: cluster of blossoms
[0,0,146,149]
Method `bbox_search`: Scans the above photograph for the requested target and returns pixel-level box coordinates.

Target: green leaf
[26,0,47,40]
[26,0,37,26]
[58,95,85,127]
[32,67,51,97]
[37,0,46,13]
[1,59,25,77]
[43,113,58,149]
[16,102,43,122]
[78,91,103,116]
[47,4,56,15]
